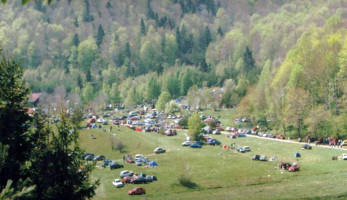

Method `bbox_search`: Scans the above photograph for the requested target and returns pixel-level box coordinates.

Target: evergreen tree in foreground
[27,112,98,200]
[0,47,32,188]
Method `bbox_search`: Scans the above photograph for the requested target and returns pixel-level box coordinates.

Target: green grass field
[79,122,347,200]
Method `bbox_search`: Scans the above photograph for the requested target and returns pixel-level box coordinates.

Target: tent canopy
[148,161,158,167]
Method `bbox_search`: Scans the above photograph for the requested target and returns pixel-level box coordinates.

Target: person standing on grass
[110,125,112,131]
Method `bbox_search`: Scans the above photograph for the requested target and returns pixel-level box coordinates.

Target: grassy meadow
[79,114,347,199]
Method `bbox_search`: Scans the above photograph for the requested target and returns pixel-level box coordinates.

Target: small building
[28,93,42,107]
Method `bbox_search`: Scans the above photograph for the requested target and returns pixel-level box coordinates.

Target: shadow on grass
[177,176,199,189]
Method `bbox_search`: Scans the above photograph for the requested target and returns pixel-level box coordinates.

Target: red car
[128,187,146,195]
[288,165,300,172]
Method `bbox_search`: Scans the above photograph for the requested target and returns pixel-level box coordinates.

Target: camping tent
[295,152,301,158]
[148,161,158,167]
[91,124,98,128]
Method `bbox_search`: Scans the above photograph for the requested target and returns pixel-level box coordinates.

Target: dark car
[208,139,221,145]
[84,155,94,161]
[145,175,157,182]
[81,153,94,159]
[103,159,112,167]
[252,154,260,160]
[190,141,202,148]
[131,176,147,184]
[93,155,105,161]
[110,162,124,169]
[302,144,312,150]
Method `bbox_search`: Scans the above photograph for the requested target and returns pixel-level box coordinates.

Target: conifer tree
[96,25,105,48]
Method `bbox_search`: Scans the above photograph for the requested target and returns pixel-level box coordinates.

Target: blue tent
[91,124,98,128]
[148,161,158,167]
[295,152,301,158]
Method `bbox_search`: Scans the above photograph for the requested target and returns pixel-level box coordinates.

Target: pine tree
[217,26,223,36]
[74,17,79,27]
[77,74,83,89]
[125,42,131,59]
[27,112,99,200]
[140,18,146,35]
[106,1,112,9]
[0,48,32,188]
[73,33,79,47]
[243,46,256,73]
[86,69,92,82]
[160,33,166,60]
[96,24,105,48]
[83,0,94,22]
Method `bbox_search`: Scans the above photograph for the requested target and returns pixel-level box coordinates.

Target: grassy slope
[79,118,347,199]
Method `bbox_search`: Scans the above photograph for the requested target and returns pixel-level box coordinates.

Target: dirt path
[221,131,347,151]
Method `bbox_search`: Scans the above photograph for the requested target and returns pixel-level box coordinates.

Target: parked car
[190,141,202,148]
[288,165,300,172]
[154,147,166,154]
[135,154,144,160]
[112,179,124,188]
[84,155,94,161]
[122,176,132,184]
[103,159,112,167]
[278,162,292,170]
[145,175,158,182]
[236,147,245,153]
[128,187,146,195]
[110,162,124,170]
[259,155,268,161]
[120,170,134,178]
[238,133,246,137]
[125,155,135,163]
[302,144,312,150]
[182,141,192,146]
[208,139,221,145]
[135,161,142,166]
[93,155,105,161]
[81,153,94,160]
[243,146,251,152]
[252,155,260,160]
[130,176,147,184]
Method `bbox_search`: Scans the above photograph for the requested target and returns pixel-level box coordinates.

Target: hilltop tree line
[2,0,347,139]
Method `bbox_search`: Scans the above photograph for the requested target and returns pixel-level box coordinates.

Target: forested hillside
[2,0,347,137]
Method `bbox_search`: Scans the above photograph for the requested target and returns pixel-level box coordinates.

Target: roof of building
[28,93,42,103]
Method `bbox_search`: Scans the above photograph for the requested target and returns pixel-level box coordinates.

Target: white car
[342,153,347,160]
[119,170,134,178]
[154,147,166,154]
[182,141,192,146]
[112,179,124,188]
[243,146,251,152]
[135,154,144,159]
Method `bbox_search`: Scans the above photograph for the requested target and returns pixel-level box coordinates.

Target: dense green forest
[2,0,347,138]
